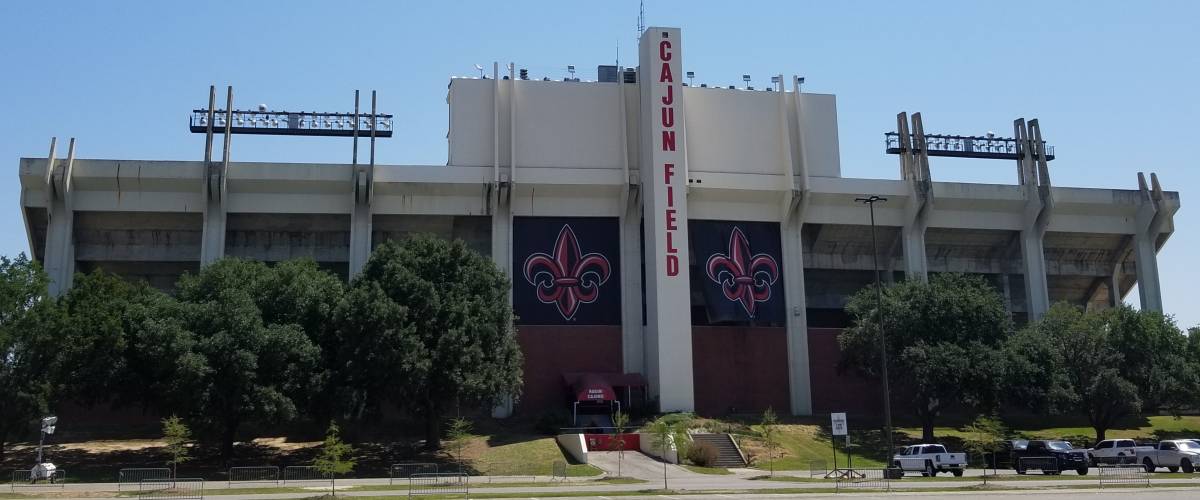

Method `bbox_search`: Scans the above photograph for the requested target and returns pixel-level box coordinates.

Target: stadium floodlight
[474,64,484,78]
[742,74,751,87]
[686,71,695,86]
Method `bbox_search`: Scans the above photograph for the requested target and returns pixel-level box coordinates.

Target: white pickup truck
[1088,439,1152,465]
[1137,440,1200,473]
[892,444,967,476]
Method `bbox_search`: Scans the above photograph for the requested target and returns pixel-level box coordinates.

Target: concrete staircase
[691,433,747,468]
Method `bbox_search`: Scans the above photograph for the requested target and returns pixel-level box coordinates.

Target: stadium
[17,26,1180,420]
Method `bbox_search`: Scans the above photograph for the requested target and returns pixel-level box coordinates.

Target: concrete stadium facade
[17,27,1180,418]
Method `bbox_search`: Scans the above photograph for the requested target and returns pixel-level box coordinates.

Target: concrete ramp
[588,450,700,480]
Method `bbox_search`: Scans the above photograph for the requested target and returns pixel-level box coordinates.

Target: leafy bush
[687,441,719,467]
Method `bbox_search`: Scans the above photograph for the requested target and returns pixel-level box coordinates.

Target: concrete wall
[556,433,589,464]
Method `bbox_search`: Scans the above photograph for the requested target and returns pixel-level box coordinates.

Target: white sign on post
[831,412,847,436]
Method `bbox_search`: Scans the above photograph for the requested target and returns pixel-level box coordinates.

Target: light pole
[854,195,893,461]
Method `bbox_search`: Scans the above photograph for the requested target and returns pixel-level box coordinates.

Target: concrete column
[348,201,372,277]
[639,27,694,412]
[1133,172,1172,312]
[1020,230,1051,318]
[1015,118,1051,320]
[200,88,232,265]
[782,215,812,415]
[901,224,928,281]
[620,207,645,375]
[898,112,931,282]
[489,192,514,419]
[43,138,76,296]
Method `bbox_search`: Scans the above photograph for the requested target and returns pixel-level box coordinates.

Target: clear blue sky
[2,1,1196,327]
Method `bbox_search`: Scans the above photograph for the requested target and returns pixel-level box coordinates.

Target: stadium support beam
[490,64,516,419]
[619,68,645,377]
[200,86,232,265]
[896,112,931,281]
[1015,118,1052,320]
[349,90,377,279]
[782,74,813,415]
[43,137,76,296]
[1133,172,1174,312]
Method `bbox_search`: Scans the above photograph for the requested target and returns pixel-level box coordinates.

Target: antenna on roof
[637,0,645,40]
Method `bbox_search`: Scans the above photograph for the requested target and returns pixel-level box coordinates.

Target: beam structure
[1133,172,1176,312]
[200,86,232,265]
[1015,118,1052,320]
[43,137,76,296]
[896,112,931,281]
[781,75,813,415]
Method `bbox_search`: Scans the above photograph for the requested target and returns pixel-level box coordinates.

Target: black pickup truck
[1012,439,1090,475]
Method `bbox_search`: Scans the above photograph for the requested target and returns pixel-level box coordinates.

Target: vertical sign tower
[639,27,694,412]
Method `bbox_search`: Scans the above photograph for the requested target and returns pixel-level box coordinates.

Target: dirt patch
[250,437,320,452]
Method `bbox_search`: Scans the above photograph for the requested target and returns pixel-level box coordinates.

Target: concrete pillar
[201,88,233,265]
[782,215,812,415]
[348,201,372,277]
[1020,230,1051,318]
[898,112,931,282]
[1015,118,1051,320]
[620,206,645,375]
[1133,172,1172,312]
[639,27,694,412]
[43,138,76,296]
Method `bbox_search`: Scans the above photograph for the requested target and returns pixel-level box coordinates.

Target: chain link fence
[1098,464,1151,488]
[390,463,439,484]
[228,466,279,486]
[138,478,205,500]
[407,473,468,497]
[119,468,171,490]
[833,468,890,492]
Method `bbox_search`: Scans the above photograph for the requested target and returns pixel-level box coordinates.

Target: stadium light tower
[854,194,894,460]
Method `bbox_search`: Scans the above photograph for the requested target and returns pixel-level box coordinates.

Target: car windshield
[1047,441,1073,451]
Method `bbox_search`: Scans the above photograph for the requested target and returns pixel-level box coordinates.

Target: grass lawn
[474,435,601,477]
[681,465,731,475]
[699,414,1200,473]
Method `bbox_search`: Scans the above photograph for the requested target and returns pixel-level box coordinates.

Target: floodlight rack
[189,109,393,137]
[885,132,1054,161]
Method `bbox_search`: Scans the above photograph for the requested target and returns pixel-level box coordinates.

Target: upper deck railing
[885,132,1054,161]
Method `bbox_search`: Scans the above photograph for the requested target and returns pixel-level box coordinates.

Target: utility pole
[855,195,893,459]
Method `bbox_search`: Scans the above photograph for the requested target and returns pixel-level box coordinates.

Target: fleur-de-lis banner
[690,220,785,324]
[513,217,621,325]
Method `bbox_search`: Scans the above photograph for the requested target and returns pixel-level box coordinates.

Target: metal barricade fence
[281,466,332,485]
[390,463,438,484]
[138,478,205,500]
[119,468,171,490]
[1098,464,1150,488]
[9,469,67,490]
[228,466,279,486]
[551,460,567,482]
[808,459,828,478]
[407,473,468,497]
[834,468,890,492]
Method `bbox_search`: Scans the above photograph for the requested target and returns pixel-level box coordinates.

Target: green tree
[1009,303,1191,441]
[647,414,691,490]
[353,237,523,450]
[0,255,56,461]
[961,415,1006,472]
[162,415,193,479]
[313,421,355,496]
[839,273,1011,441]
[610,410,630,477]
[759,407,780,476]
[175,258,321,460]
[444,417,473,472]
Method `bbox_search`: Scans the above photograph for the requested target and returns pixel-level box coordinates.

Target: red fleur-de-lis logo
[705,227,779,318]
[523,225,612,320]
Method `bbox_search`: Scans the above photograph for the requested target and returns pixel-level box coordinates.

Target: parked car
[892,444,967,477]
[1011,440,1089,475]
[1137,440,1200,473]
[1088,439,1151,465]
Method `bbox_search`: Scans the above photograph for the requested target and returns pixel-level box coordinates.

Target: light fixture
[686,71,695,86]
[742,74,751,88]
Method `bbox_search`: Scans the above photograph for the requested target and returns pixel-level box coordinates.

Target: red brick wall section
[807,327,883,415]
[515,325,623,416]
[691,326,791,416]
